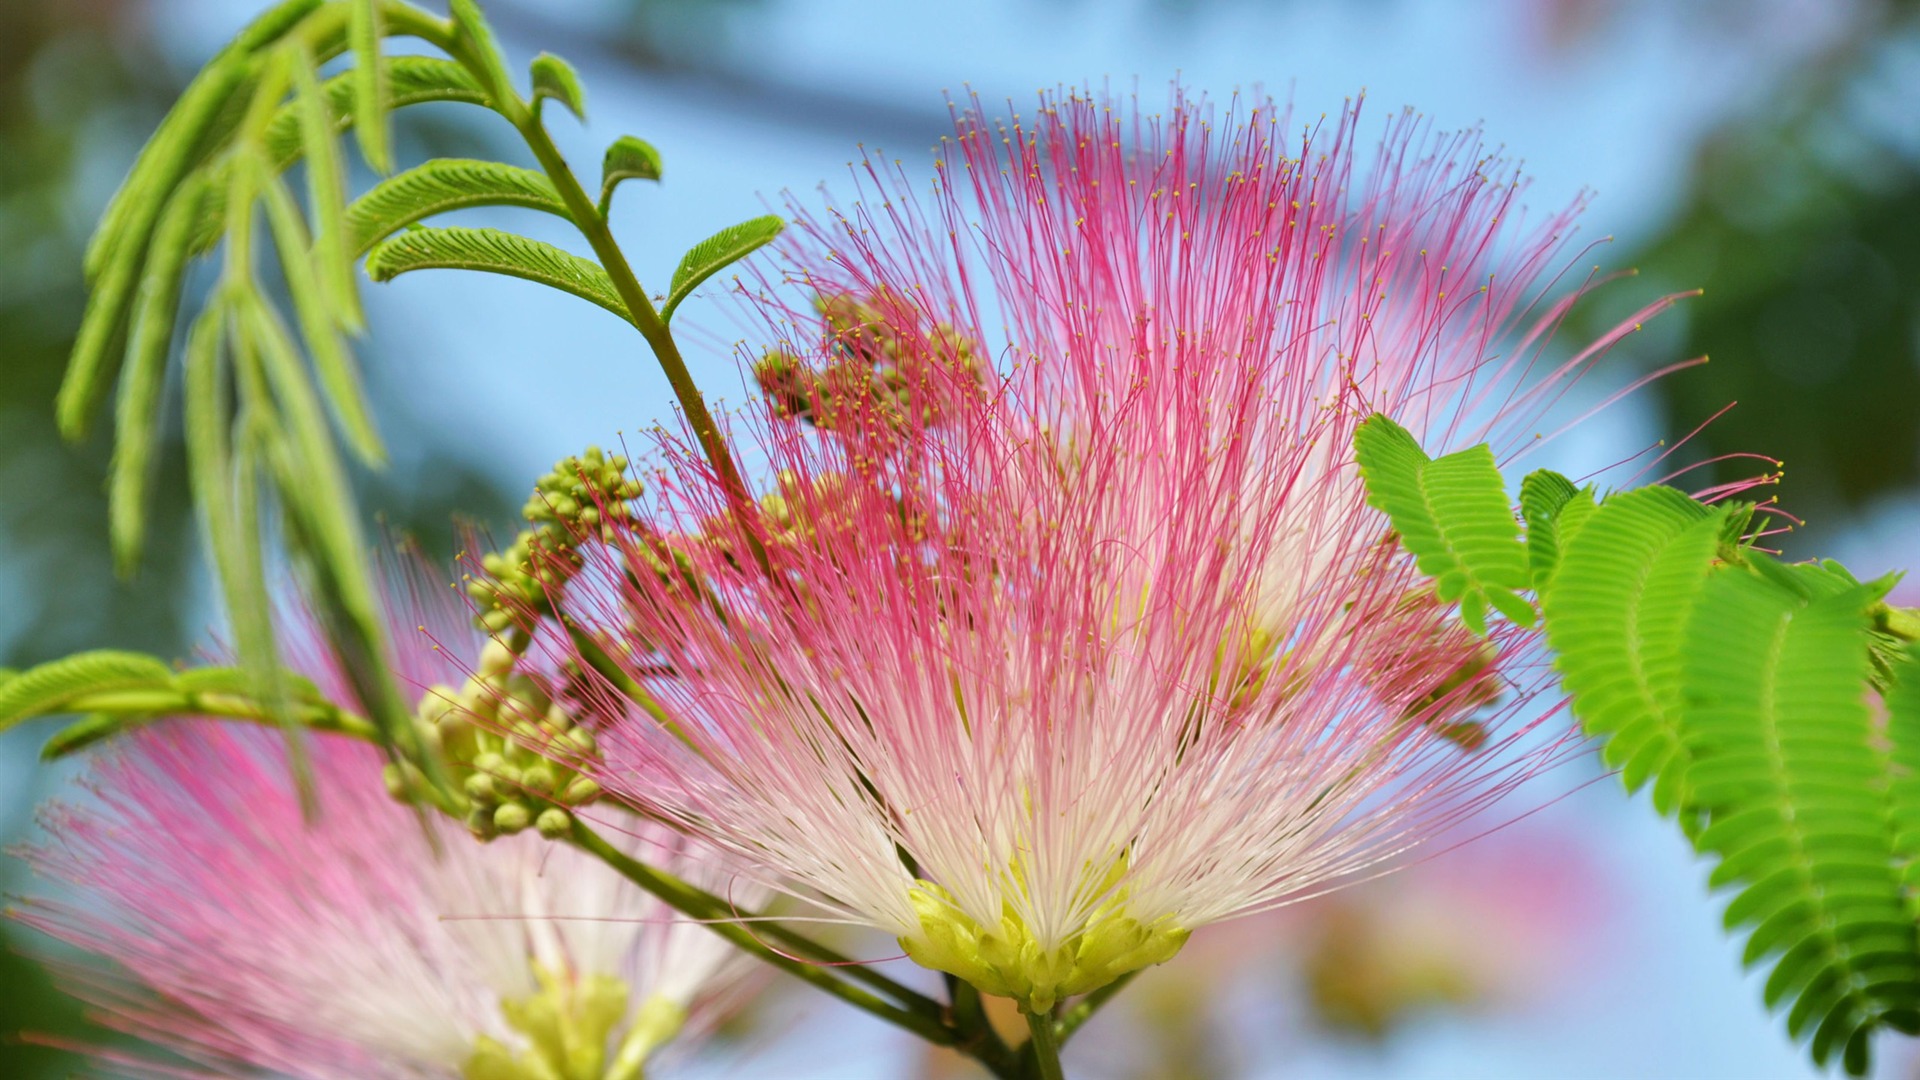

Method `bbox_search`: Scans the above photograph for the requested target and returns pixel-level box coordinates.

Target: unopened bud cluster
[467,448,643,634]
[384,637,604,840]
[753,291,984,433]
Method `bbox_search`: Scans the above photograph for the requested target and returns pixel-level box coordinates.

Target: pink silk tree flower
[538,88,1682,1015]
[17,597,759,1079]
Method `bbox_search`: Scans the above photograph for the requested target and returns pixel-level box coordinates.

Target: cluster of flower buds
[467,447,644,634]
[382,449,653,839]
[753,291,985,435]
[382,637,606,841]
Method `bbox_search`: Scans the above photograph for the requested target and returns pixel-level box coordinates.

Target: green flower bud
[493,802,532,834]
[535,807,572,839]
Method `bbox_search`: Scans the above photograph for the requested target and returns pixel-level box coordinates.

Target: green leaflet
[81,0,319,283]
[1518,469,1584,590]
[109,177,209,576]
[40,715,138,760]
[258,166,384,465]
[267,56,490,174]
[346,159,569,256]
[58,57,248,443]
[0,651,175,729]
[191,58,495,258]
[531,52,587,121]
[292,41,363,333]
[1683,568,1920,1074]
[1542,486,1717,813]
[662,215,787,323]
[348,0,392,174]
[1886,646,1920,902]
[599,135,664,217]
[37,666,360,759]
[1352,414,1532,635]
[450,0,516,109]
[62,0,334,439]
[365,226,633,324]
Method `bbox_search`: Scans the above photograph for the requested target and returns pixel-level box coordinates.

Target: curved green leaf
[292,40,362,332]
[1519,468,1582,590]
[599,135,663,216]
[40,714,136,760]
[349,0,392,173]
[1543,485,1715,812]
[365,225,632,323]
[0,651,175,729]
[1353,414,1531,635]
[189,58,494,258]
[346,159,568,256]
[259,168,384,465]
[662,215,785,323]
[1885,646,1920,897]
[450,0,515,107]
[1683,567,1920,1073]
[109,177,209,576]
[82,0,319,282]
[531,52,586,121]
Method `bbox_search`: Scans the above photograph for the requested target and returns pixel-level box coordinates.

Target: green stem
[504,112,745,493]
[567,820,956,1045]
[1024,1008,1066,1080]
[61,688,382,741]
[1056,972,1136,1042]
[946,975,1020,1076]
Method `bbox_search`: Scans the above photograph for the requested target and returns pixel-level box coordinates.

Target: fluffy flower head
[20,593,756,1079]
[547,87,1660,1013]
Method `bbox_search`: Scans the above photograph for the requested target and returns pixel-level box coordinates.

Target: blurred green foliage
[0,2,514,1073]
[1607,5,1920,539]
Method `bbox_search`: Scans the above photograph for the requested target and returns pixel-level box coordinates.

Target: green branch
[565,820,965,1048]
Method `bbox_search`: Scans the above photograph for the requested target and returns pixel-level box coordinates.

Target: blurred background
[2,0,1917,1076]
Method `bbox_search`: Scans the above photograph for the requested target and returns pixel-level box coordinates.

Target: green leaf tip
[365,225,633,324]
[0,651,175,731]
[1518,469,1582,591]
[662,215,785,323]
[346,159,568,256]
[531,52,587,121]
[349,0,393,174]
[450,0,515,107]
[598,135,663,217]
[1352,414,1532,636]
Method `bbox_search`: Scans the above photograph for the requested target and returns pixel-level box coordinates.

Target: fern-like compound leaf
[1353,414,1532,635]
[1543,485,1716,812]
[365,225,632,323]
[81,0,317,283]
[531,52,587,121]
[0,651,176,730]
[1684,566,1920,1074]
[599,135,663,216]
[192,58,495,258]
[346,159,569,256]
[663,215,786,323]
